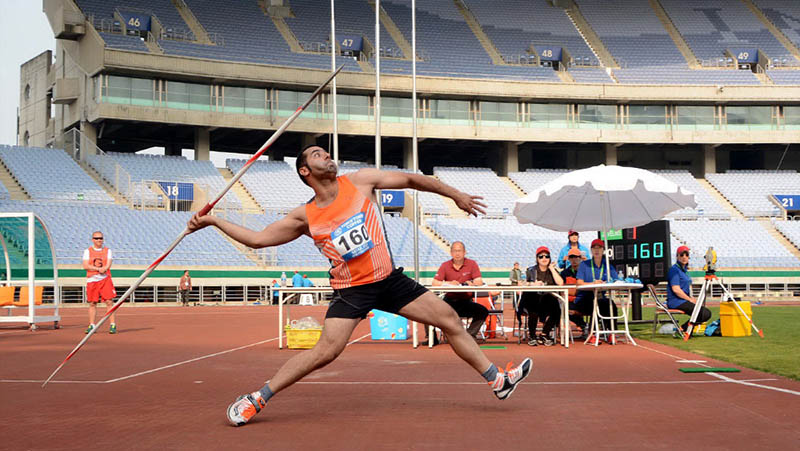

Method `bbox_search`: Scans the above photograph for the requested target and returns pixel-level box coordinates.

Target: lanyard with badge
[591,262,605,282]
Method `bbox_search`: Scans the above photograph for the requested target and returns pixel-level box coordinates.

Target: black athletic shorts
[326,267,428,319]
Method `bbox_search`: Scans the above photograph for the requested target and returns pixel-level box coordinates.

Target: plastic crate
[285,326,322,349]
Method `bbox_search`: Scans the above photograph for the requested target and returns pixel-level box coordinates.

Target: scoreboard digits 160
[599,220,671,284]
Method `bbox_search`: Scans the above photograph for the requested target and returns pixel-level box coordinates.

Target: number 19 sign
[381,190,405,208]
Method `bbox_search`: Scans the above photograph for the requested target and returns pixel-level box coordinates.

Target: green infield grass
[629,305,799,381]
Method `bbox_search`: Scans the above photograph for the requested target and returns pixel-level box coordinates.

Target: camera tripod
[685,273,764,340]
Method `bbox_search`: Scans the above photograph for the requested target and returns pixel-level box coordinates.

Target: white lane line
[637,343,712,368]
[0,379,107,384]
[104,336,281,383]
[295,378,778,386]
[707,372,800,396]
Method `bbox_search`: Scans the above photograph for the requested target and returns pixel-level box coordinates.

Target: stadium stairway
[564,0,618,68]
[697,178,745,219]
[170,0,213,45]
[761,219,800,261]
[502,176,527,198]
[217,168,263,214]
[0,162,29,201]
[454,0,505,66]
[80,161,129,205]
[267,12,305,53]
[143,37,164,55]
[421,220,456,254]
[649,0,700,68]
[743,0,800,63]
[371,0,413,59]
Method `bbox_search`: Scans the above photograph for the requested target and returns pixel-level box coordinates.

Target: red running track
[1,306,798,450]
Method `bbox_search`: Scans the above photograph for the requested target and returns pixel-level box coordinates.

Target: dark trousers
[179,289,189,305]
[574,297,618,330]
[518,292,560,338]
[672,301,712,329]
[567,301,587,330]
[443,296,489,337]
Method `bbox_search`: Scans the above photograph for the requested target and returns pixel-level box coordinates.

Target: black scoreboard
[599,220,671,284]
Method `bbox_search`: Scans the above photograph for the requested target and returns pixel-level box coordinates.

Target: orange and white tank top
[86,247,111,281]
[306,176,394,289]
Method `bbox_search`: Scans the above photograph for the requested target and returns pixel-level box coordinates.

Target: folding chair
[475,293,504,340]
[646,284,685,337]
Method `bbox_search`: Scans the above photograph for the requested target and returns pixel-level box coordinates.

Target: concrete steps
[557,69,575,83]
[564,1,618,68]
[214,228,267,267]
[696,178,745,219]
[171,0,214,45]
[0,162,29,200]
[144,35,164,55]
[741,0,800,63]
[755,71,774,85]
[370,0,414,59]
[270,16,305,53]
[454,0,505,65]
[357,58,374,72]
[760,219,800,260]
[420,219,453,255]
[81,161,129,205]
[650,0,700,68]
[217,168,264,214]
[502,176,527,197]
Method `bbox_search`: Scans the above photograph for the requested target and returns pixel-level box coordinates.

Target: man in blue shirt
[667,246,711,331]
[271,280,280,305]
[557,230,589,270]
[301,274,315,288]
[575,239,619,344]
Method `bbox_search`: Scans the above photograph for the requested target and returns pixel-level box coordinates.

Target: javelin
[42,65,344,388]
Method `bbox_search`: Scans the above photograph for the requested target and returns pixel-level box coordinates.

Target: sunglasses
[537,254,550,259]
[92,237,104,240]
[678,252,689,257]
[568,255,581,259]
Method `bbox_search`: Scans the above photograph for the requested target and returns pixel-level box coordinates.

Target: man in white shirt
[82,231,117,334]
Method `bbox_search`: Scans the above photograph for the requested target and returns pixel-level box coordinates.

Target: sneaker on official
[586,335,602,345]
[541,335,555,347]
[85,325,94,334]
[109,324,117,334]
[606,334,616,345]
[227,391,267,426]
[491,358,533,400]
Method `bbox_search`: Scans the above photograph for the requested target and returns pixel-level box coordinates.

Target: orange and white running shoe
[490,358,533,400]
[226,391,267,426]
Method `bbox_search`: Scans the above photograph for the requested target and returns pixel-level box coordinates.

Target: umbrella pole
[601,192,611,277]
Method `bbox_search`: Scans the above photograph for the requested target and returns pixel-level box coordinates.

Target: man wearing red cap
[518,246,564,346]
[560,247,588,339]
[575,239,619,344]
[557,230,588,270]
[667,246,711,330]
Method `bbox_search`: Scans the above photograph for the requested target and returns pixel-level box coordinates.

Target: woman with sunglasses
[667,246,712,331]
[518,246,564,346]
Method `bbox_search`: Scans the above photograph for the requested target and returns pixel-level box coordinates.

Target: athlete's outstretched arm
[188,206,308,249]
[349,168,487,216]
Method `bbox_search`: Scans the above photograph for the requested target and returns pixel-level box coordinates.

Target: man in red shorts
[82,231,117,334]
[188,145,533,427]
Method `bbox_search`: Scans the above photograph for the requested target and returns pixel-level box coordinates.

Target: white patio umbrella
[513,165,697,274]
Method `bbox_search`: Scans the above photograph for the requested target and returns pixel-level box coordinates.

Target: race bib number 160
[331,212,374,261]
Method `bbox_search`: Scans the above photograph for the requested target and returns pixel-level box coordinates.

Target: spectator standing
[179,270,192,306]
[271,280,280,305]
[82,231,117,334]
[509,262,523,285]
[557,230,589,269]
[291,270,303,287]
[302,274,315,287]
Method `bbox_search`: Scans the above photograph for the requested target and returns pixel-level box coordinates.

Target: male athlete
[188,145,532,427]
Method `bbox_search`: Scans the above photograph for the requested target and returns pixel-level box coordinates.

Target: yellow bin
[285,325,322,349]
[719,301,752,337]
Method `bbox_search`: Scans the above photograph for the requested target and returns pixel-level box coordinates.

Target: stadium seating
[426,216,569,268]
[463,0,598,66]
[226,159,312,213]
[569,67,614,83]
[652,170,730,219]
[508,169,570,195]
[0,180,10,200]
[669,219,798,267]
[380,0,560,81]
[772,219,800,251]
[100,152,241,208]
[0,200,254,267]
[756,0,800,52]
[434,167,518,217]
[705,170,800,217]
[660,0,791,63]
[286,0,401,56]
[766,69,800,85]
[99,32,150,52]
[75,0,189,33]
[0,146,113,203]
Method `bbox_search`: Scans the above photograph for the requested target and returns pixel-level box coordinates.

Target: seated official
[667,245,712,330]
[517,246,563,347]
[560,247,587,339]
[432,241,489,340]
[575,239,619,344]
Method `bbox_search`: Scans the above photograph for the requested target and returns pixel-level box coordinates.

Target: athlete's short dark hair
[296,144,319,186]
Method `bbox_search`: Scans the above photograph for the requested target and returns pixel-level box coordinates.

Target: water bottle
[280,272,287,287]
